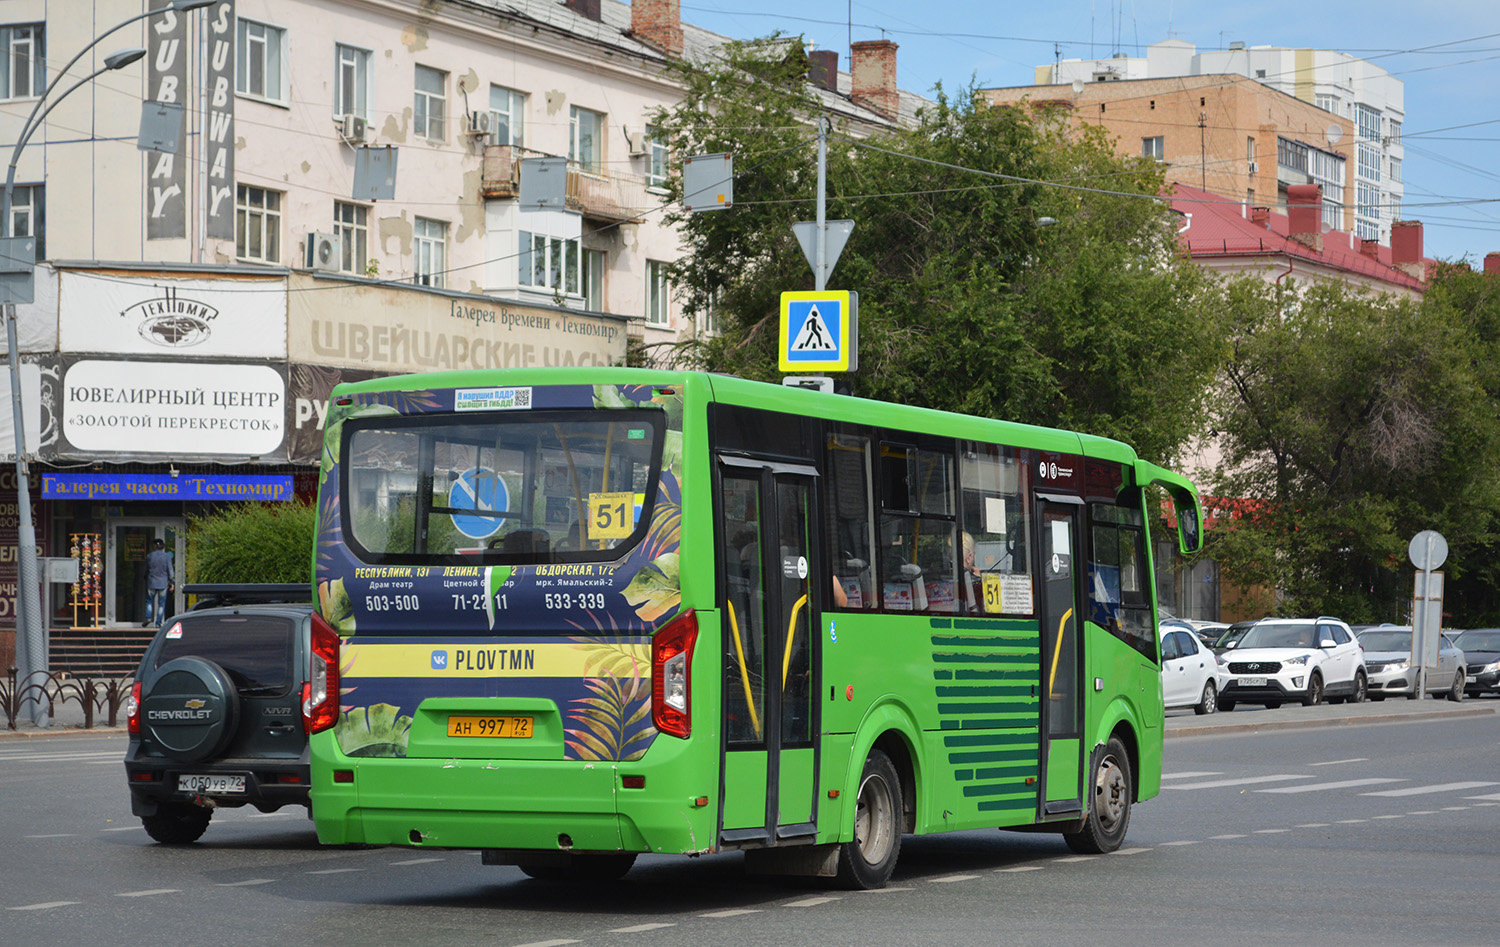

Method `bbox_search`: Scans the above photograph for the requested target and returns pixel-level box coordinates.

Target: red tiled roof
[1166,184,1427,291]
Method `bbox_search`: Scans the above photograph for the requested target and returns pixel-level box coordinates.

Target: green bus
[305,368,1202,888]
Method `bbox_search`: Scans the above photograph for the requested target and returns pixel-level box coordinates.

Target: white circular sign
[1408,530,1448,571]
[796,556,808,580]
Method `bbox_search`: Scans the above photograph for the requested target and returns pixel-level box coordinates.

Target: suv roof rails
[183,583,311,609]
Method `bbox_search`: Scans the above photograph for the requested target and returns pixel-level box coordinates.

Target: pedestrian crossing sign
[779,290,856,372]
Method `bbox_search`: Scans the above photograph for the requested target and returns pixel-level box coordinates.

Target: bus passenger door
[1036,498,1085,818]
[717,460,819,847]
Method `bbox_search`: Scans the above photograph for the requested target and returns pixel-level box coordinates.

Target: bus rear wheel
[1063,736,1132,855]
[835,749,902,890]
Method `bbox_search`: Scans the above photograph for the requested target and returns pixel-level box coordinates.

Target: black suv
[124,592,324,844]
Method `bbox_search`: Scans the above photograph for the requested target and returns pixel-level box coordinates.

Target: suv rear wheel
[141,801,212,844]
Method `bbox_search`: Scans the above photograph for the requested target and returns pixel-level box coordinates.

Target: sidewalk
[0,697,128,739]
[1166,694,1497,737]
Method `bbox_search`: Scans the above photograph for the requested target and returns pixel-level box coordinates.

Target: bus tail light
[303,613,341,735]
[652,611,698,739]
[126,681,141,735]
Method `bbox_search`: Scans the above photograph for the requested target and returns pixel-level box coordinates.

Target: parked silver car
[1355,626,1465,701]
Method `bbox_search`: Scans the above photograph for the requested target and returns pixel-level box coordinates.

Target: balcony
[481,145,638,223]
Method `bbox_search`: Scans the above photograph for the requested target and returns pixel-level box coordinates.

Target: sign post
[1408,530,1448,699]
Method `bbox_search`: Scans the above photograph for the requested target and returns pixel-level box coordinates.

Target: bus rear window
[343,410,663,564]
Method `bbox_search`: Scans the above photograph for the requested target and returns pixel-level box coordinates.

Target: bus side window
[959,442,1033,615]
[1088,500,1153,660]
[824,432,877,610]
[877,443,958,614]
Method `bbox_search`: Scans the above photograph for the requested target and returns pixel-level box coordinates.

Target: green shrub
[187,500,316,585]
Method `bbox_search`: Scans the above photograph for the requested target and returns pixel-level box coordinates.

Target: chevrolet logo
[184,699,206,710]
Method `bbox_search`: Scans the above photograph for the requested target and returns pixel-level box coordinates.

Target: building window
[645,260,670,327]
[334,201,369,275]
[1354,103,1380,142]
[335,44,372,120]
[1358,143,1381,182]
[0,24,43,100]
[1246,136,1255,163]
[1141,136,1164,161]
[582,248,605,310]
[413,217,447,288]
[7,184,43,261]
[1389,157,1402,183]
[698,289,720,336]
[414,65,447,141]
[646,124,668,189]
[1388,120,1401,144]
[1315,93,1338,114]
[570,106,604,173]
[1357,181,1381,223]
[235,18,286,103]
[236,185,282,263]
[489,85,525,147]
[1388,194,1401,222]
[1322,200,1342,232]
[518,231,580,295]
[1356,219,1378,242]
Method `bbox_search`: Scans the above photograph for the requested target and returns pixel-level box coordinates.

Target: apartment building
[1010,39,1404,244]
[0,0,922,635]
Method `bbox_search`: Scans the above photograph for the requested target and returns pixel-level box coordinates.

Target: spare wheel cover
[141,657,239,762]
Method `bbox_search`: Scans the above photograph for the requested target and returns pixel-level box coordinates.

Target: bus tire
[1063,736,1132,855]
[835,749,902,890]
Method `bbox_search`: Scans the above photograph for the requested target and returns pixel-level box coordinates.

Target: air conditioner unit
[305,232,341,272]
[626,127,648,157]
[1247,160,1259,174]
[339,114,368,143]
[466,111,493,137]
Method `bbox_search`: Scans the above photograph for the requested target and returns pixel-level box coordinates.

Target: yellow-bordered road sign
[779,290,855,372]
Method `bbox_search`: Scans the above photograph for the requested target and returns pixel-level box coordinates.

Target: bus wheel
[1063,736,1132,855]
[835,749,902,890]
[518,853,637,882]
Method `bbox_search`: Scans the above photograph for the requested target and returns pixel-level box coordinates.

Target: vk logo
[431,651,449,670]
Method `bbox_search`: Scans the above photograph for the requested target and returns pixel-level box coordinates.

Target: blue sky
[680,1,1500,265]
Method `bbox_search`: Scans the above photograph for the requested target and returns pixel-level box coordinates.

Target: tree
[649,39,1223,466]
[1206,273,1500,624]
[187,500,317,585]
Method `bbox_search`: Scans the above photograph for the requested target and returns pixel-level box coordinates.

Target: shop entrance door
[105,519,183,626]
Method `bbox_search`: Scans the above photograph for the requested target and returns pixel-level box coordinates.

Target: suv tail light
[126,681,142,735]
[303,613,341,735]
[652,611,698,739]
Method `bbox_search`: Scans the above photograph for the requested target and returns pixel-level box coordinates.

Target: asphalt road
[2,698,1495,946]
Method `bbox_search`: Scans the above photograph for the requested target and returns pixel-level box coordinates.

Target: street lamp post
[2,0,212,726]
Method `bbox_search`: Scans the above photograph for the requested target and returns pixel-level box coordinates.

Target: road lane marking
[1161,771,1223,779]
[103,826,140,832]
[1111,847,1150,855]
[1209,834,1246,839]
[996,865,1045,872]
[609,923,676,933]
[1407,810,1439,815]
[931,874,979,883]
[1465,793,1500,802]
[512,941,581,947]
[1310,758,1368,766]
[1053,856,1095,863]
[8,901,80,911]
[1372,815,1404,820]
[389,858,445,866]
[217,879,276,886]
[305,868,364,875]
[1362,781,1499,797]
[1336,819,1368,824]
[701,909,763,917]
[1159,840,1201,846]
[857,887,914,893]
[1163,775,1313,790]
[1296,823,1330,828]
[117,889,179,897]
[1252,829,1289,834]
[24,834,75,838]
[1442,806,1470,811]
[1257,778,1401,794]
[784,896,840,907]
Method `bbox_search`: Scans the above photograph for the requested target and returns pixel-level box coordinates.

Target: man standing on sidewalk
[145,539,173,627]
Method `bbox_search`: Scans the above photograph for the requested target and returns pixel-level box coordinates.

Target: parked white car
[1161,620,1222,714]
[1218,617,1368,710]
[1356,626,1466,701]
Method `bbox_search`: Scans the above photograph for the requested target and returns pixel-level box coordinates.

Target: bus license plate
[447,715,533,739]
[1239,677,1266,687]
[179,774,246,793]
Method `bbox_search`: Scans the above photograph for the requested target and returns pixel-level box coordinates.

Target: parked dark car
[1210,619,1261,656]
[123,597,324,844]
[1452,628,1500,697]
